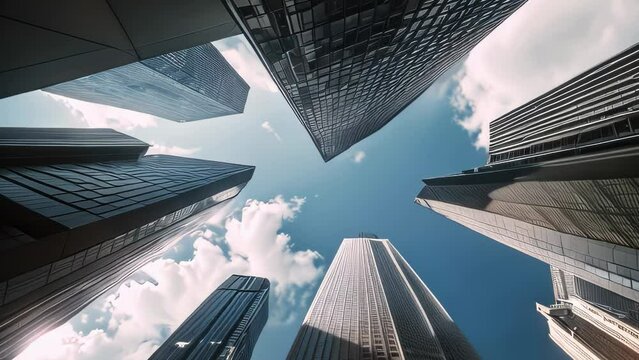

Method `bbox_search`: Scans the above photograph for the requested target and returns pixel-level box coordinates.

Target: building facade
[288,237,478,360]
[0,128,254,359]
[46,43,249,121]
[224,0,526,160]
[486,43,639,167]
[536,266,639,359]
[416,43,639,306]
[0,1,241,98]
[150,275,269,360]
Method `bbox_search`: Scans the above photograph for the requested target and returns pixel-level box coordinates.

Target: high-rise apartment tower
[46,43,249,122]
[0,1,241,98]
[0,127,254,359]
[536,266,639,360]
[150,275,269,360]
[417,43,639,304]
[288,237,478,359]
[224,0,527,160]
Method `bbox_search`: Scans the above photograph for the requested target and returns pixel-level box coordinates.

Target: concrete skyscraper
[0,128,254,359]
[1,1,241,98]
[150,275,269,360]
[536,266,639,359]
[224,0,527,160]
[416,44,639,309]
[288,236,478,360]
[45,43,250,122]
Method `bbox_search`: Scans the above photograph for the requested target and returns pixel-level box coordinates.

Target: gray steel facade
[288,237,478,360]
[225,0,526,161]
[417,148,639,250]
[45,43,250,122]
[536,266,639,359]
[550,266,639,325]
[150,275,269,360]
[416,42,639,307]
[1,0,241,98]
[0,127,149,165]
[416,186,639,305]
[486,43,639,167]
[0,128,254,359]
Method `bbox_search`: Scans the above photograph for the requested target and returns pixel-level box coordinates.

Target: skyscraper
[45,43,249,121]
[288,236,478,359]
[416,43,639,304]
[536,266,639,359]
[224,0,527,160]
[150,275,269,360]
[0,127,254,359]
[0,1,241,98]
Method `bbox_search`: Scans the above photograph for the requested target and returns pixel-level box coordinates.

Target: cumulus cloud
[261,121,282,141]
[451,0,639,150]
[17,196,322,360]
[352,150,366,163]
[214,36,278,93]
[145,143,200,157]
[43,92,158,131]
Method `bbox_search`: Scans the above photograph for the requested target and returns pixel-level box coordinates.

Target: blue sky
[6,1,639,359]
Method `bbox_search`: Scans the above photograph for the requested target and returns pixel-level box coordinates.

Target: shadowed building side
[0,128,255,359]
[0,0,241,98]
[224,0,527,161]
[417,148,639,250]
[0,127,149,165]
[288,237,478,360]
[149,275,269,360]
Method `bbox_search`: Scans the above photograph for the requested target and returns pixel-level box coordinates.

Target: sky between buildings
[4,0,639,359]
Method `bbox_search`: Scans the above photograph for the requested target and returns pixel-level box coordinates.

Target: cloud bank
[261,121,282,141]
[352,151,366,164]
[214,36,278,93]
[452,0,639,150]
[146,143,200,157]
[43,92,158,131]
[17,196,322,360]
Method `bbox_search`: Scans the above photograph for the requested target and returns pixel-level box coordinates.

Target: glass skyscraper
[150,275,269,360]
[224,0,526,160]
[536,266,639,359]
[0,1,241,98]
[288,237,478,359]
[416,43,639,315]
[0,128,254,359]
[45,43,250,122]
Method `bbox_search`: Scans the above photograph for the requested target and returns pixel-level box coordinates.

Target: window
[614,119,631,136]
[630,115,639,133]
[577,128,602,144]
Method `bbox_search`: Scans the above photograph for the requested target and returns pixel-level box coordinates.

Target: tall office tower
[0,128,254,359]
[536,266,639,359]
[416,43,639,304]
[224,0,526,160]
[1,1,241,98]
[45,43,250,122]
[150,275,269,360]
[288,237,478,360]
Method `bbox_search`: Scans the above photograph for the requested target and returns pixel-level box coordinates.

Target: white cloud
[452,0,639,150]
[214,36,278,93]
[145,143,200,157]
[352,150,366,163]
[261,121,282,141]
[43,92,158,131]
[16,196,322,360]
